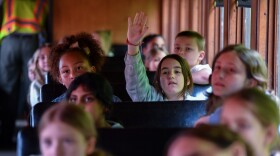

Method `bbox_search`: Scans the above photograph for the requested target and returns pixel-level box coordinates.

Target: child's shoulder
[191,64,212,73]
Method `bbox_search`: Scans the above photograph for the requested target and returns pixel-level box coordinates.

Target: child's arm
[192,68,211,85]
[125,12,163,101]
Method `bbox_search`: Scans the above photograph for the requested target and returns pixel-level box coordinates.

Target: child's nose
[218,70,226,78]
[168,72,175,79]
[50,142,63,156]
[70,71,77,79]
[178,49,185,55]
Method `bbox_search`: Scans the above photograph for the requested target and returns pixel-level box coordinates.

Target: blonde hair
[224,88,280,147]
[39,102,97,140]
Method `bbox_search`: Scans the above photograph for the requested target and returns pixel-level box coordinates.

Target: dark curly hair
[49,32,105,82]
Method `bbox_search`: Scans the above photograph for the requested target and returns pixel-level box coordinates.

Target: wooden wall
[52,0,279,93]
[53,0,162,44]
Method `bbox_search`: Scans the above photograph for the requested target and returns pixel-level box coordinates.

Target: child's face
[69,85,104,126]
[38,47,51,73]
[40,121,92,156]
[174,36,204,68]
[144,37,165,57]
[221,98,269,155]
[148,51,166,71]
[167,136,240,156]
[211,52,250,97]
[160,58,184,100]
[58,51,95,88]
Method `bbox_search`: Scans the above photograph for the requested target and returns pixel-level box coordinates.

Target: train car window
[244,8,251,48]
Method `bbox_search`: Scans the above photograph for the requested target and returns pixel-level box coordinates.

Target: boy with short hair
[174,31,211,85]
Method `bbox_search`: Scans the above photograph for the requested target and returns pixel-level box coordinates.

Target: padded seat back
[29,102,57,127]
[17,127,183,156]
[40,84,66,102]
[17,127,40,156]
[110,100,207,128]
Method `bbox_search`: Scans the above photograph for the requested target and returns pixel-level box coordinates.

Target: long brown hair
[207,44,268,114]
[154,54,193,99]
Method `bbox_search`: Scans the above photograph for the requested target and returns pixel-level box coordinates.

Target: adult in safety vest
[0,0,48,146]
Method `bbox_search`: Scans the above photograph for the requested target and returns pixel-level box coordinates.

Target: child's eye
[39,56,45,60]
[69,97,77,103]
[214,65,221,71]
[175,70,181,74]
[229,68,236,73]
[63,138,75,144]
[237,122,251,131]
[84,96,95,103]
[42,138,52,147]
[77,66,84,71]
[174,47,180,51]
[185,47,193,51]
[161,71,168,75]
[61,69,69,74]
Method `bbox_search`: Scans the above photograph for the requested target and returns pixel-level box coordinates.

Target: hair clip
[84,47,90,55]
[70,41,79,48]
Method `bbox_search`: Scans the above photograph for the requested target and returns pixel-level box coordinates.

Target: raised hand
[127,12,148,55]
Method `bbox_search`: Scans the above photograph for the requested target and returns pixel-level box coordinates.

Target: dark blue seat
[17,127,40,156]
[111,44,127,57]
[17,127,183,156]
[30,100,206,128]
[109,100,207,128]
[101,56,125,72]
[29,102,57,127]
[40,83,66,102]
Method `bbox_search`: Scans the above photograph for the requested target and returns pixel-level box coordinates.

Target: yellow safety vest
[0,0,48,40]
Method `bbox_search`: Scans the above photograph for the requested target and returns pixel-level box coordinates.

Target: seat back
[191,84,212,98]
[109,100,207,128]
[111,44,127,57]
[29,102,57,127]
[97,128,182,156]
[40,84,66,102]
[17,127,40,156]
[101,56,125,72]
[146,71,155,85]
[17,127,183,156]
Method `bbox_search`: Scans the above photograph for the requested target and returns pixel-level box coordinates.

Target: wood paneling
[224,0,238,45]
[53,0,161,44]
[52,0,280,92]
[267,0,277,90]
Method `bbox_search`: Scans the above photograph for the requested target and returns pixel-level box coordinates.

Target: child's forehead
[161,58,181,68]
[40,47,51,53]
[175,36,198,45]
[216,51,240,62]
[62,50,87,58]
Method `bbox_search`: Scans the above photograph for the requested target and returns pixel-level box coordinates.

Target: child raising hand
[125,12,196,101]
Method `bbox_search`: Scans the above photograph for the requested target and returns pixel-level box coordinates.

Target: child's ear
[58,76,63,85]
[91,66,96,73]
[264,124,277,146]
[228,142,247,156]
[86,137,96,155]
[247,78,258,87]
[198,51,205,61]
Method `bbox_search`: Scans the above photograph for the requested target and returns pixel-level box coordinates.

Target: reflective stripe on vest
[0,0,48,40]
